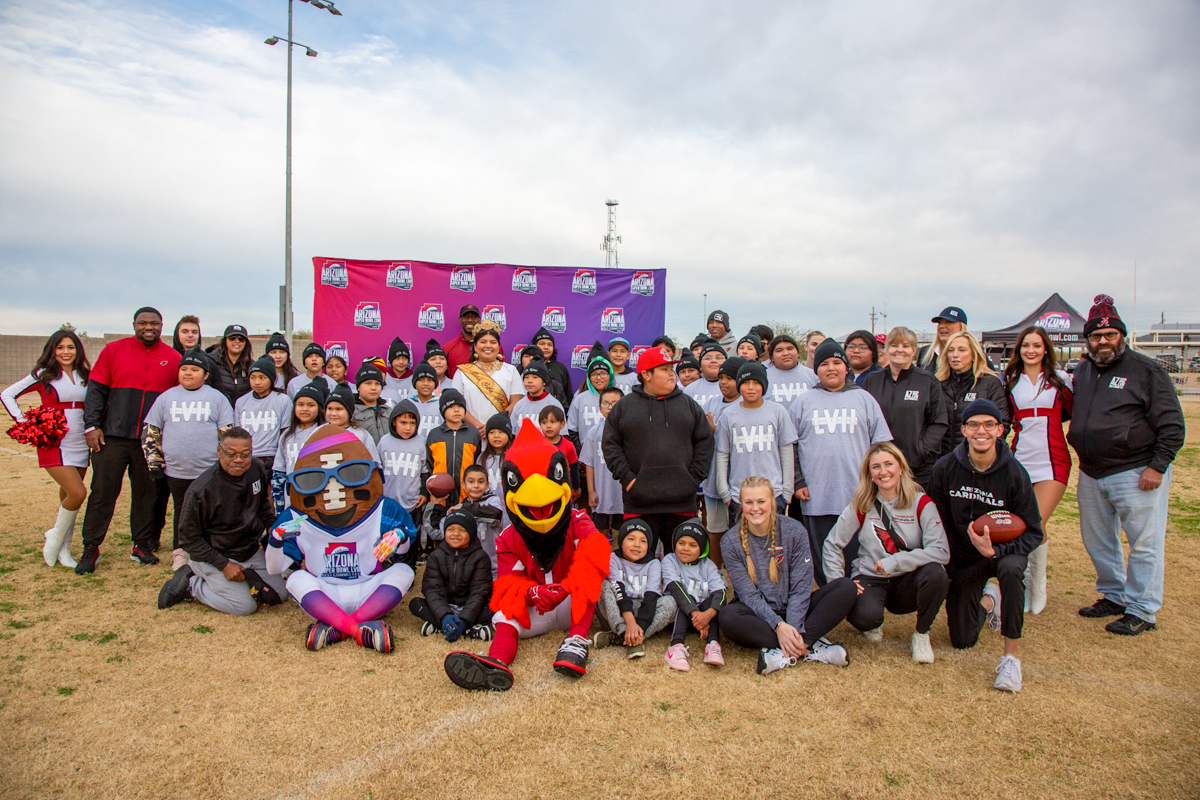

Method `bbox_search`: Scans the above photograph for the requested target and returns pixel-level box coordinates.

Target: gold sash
[456,362,510,414]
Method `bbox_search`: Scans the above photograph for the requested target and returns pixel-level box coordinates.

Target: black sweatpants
[166,477,194,551]
[150,477,170,550]
[408,597,488,628]
[946,554,1027,648]
[803,514,848,588]
[719,577,858,649]
[82,436,157,550]
[848,563,949,635]
[258,455,275,473]
[670,595,721,646]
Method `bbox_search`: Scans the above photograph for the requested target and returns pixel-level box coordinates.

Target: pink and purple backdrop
[311,258,667,384]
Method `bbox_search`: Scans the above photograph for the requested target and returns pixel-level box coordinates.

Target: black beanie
[133,306,162,322]
[180,350,209,372]
[672,519,710,560]
[676,352,701,373]
[266,332,290,354]
[423,338,447,361]
[439,388,466,416]
[690,333,715,351]
[442,509,478,542]
[294,379,327,408]
[531,327,555,347]
[707,309,730,331]
[249,355,277,383]
[484,412,512,438]
[355,362,384,386]
[326,384,355,413]
[718,356,748,380]
[521,357,550,385]
[411,362,438,387]
[813,338,849,370]
[737,334,764,357]
[302,342,325,362]
[388,337,411,364]
[961,398,1002,424]
[616,517,657,564]
[736,361,769,391]
[700,341,727,361]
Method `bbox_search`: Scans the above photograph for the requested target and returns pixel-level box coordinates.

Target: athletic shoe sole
[444,651,513,691]
[552,658,587,678]
[358,623,393,653]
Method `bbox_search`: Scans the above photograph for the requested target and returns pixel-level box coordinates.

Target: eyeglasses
[599,401,617,409]
[963,421,1000,432]
[845,344,873,351]
[286,459,377,494]
[1088,332,1120,343]
[217,444,253,462]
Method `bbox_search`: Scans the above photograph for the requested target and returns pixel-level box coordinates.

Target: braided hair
[738,476,779,584]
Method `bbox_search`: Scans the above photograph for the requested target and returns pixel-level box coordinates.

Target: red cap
[635,346,680,373]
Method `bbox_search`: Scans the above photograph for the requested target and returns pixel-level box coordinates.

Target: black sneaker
[243,570,283,606]
[1079,598,1126,618]
[75,545,101,575]
[444,651,513,691]
[552,634,590,678]
[1105,614,1156,636]
[130,545,160,566]
[157,565,193,609]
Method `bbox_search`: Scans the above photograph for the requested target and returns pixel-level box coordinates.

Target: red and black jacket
[83,337,181,439]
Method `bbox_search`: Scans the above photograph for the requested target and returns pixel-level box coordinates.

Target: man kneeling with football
[927,399,1043,692]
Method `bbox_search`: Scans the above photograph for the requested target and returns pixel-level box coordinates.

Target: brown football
[426,472,456,499]
[970,510,1026,543]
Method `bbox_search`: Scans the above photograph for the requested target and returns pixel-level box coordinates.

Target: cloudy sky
[1,0,1197,343]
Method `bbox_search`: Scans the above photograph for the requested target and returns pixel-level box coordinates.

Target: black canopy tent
[981,293,1088,351]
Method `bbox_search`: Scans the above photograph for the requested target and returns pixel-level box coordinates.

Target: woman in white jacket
[823,441,950,664]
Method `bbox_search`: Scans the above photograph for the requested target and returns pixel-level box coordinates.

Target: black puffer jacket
[420,533,493,625]
[939,371,1009,457]
[207,344,252,405]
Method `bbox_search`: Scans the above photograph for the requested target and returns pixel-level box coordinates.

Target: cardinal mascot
[266,425,417,653]
[444,419,610,691]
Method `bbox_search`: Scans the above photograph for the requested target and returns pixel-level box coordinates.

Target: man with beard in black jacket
[602,347,714,547]
[157,427,287,615]
[928,399,1043,693]
[1068,295,1185,637]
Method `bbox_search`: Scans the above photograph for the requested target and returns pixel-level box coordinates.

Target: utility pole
[869,306,877,334]
[600,199,621,268]
[703,294,707,330]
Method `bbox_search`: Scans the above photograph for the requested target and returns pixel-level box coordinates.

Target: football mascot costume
[266,425,416,652]
[444,419,610,690]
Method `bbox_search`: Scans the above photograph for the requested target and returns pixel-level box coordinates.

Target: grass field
[0,407,1198,800]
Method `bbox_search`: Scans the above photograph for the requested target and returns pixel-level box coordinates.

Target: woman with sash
[451,321,522,435]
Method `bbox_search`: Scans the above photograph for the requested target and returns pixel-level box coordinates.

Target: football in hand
[970,510,1026,543]
[426,472,456,499]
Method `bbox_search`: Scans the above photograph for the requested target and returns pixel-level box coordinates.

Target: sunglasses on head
[286,460,377,495]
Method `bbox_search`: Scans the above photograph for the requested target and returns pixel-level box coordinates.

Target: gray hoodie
[822,493,949,580]
[378,401,425,511]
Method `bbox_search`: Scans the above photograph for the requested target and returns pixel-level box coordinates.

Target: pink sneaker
[703,641,725,666]
[664,643,690,671]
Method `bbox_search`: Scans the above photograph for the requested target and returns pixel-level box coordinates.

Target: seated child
[661,520,727,671]
[579,386,624,538]
[453,465,504,578]
[409,510,495,642]
[539,405,579,502]
[594,518,677,659]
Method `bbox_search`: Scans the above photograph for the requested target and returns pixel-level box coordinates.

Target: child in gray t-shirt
[714,363,798,506]
[580,387,624,536]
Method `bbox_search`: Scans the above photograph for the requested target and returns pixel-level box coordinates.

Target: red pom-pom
[6,406,69,449]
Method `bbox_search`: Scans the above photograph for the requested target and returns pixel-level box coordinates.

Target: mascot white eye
[551,461,565,483]
[505,470,520,489]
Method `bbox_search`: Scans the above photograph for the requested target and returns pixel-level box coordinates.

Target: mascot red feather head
[500,419,574,570]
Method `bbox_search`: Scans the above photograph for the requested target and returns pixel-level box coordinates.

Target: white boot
[43,506,75,567]
[1026,543,1047,615]
[56,508,79,569]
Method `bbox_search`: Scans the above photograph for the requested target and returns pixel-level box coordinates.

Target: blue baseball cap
[932,306,967,325]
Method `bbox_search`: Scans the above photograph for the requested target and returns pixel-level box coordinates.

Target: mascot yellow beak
[506,473,572,534]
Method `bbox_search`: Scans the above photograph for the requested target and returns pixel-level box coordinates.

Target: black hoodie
[927,440,1043,571]
[420,524,494,625]
[601,383,714,514]
[530,327,574,407]
[939,371,1009,457]
[171,320,223,392]
[862,365,948,484]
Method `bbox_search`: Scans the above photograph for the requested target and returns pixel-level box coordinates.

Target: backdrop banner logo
[1037,311,1072,330]
[313,259,666,382]
[631,345,651,370]
[325,342,349,362]
[511,344,529,364]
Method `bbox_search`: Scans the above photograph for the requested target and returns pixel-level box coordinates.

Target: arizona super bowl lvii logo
[353,303,381,330]
[325,342,349,362]
[512,267,537,294]
[571,269,596,296]
[631,346,651,371]
[630,271,655,297]
[571,345,591,370]
[386,262,413,290]
[601,307,625,334]
[418,303,445,331]
[541,306,567,334]
[321,261,349,289]
[1036,311,1072,331]
[450,266,476,292]
[483,305,507,332]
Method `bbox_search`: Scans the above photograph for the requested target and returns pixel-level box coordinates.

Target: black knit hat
[672,519,710,560]
[325,384,355,413]
[813,338,849,369]
[737,334,764,357]
[1084,293,1127,337]
[521,357,550,384]
[961,398,1002,424]
[699,341,727,361]
[302,342,325,362]
[423,338,447,361]
[442,509,478,542]
[718,356,747,380]
[485,412,512,438]
[531,327,555,346]
[675,351,701,374]
[690,333,715,351]
[249,355,277,383]
[266,332,290,354]
[180,350,209,373]
[387,337,411,365]
[438,388,466,416]
[707,310,730,332]
[616,517,657,565]
[411,362,438,387]
[736,361,769,391]
[294,379,328,408]
[355,362,384,386]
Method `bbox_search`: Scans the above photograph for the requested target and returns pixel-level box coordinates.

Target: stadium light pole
[265,0,342,353]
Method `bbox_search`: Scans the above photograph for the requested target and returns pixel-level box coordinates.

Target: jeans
[1077,465,1172,623]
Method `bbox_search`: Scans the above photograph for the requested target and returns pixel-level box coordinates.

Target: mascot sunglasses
[287,460,378,495]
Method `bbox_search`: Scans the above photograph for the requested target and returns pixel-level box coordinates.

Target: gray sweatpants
[189,549,288,617]
[597,583,677,638]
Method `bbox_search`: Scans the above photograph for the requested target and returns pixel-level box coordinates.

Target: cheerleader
[1,330,91,568]
[1002,326,1073,615]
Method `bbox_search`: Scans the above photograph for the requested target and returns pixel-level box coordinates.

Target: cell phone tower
[600,199,622,268]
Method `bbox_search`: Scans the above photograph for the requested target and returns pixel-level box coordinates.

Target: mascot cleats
[445,651,514,692]
[356,621,395,653]
[305,622,344,651]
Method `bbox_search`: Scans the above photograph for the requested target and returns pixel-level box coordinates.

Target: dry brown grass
[1,407,1198,800]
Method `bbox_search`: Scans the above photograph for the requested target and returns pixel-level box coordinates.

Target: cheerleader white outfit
[1,371,88,468]
[1009,370,1073,485]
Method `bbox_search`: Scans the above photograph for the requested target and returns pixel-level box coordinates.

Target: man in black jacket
[1068,295,1185,636]
[157,427,287,615]
[602,347,714,546]
[928,399,1043,693]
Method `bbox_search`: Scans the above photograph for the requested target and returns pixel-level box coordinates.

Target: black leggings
[947,554,1027,648]
[670,596,721,645]
[719,577,858,649]
[804,514,849,587]
[166,477,194,551]
[847,563,949,635]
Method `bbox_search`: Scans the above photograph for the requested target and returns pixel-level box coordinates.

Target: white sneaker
[756,648,796,675]
[993,654,1022,692]
[982,582,1002,632]
[862,626,884,643]
[911,632,934,664]
[804,638,849,667]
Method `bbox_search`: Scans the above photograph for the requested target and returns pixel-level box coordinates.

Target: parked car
[1065,358,1080,374]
